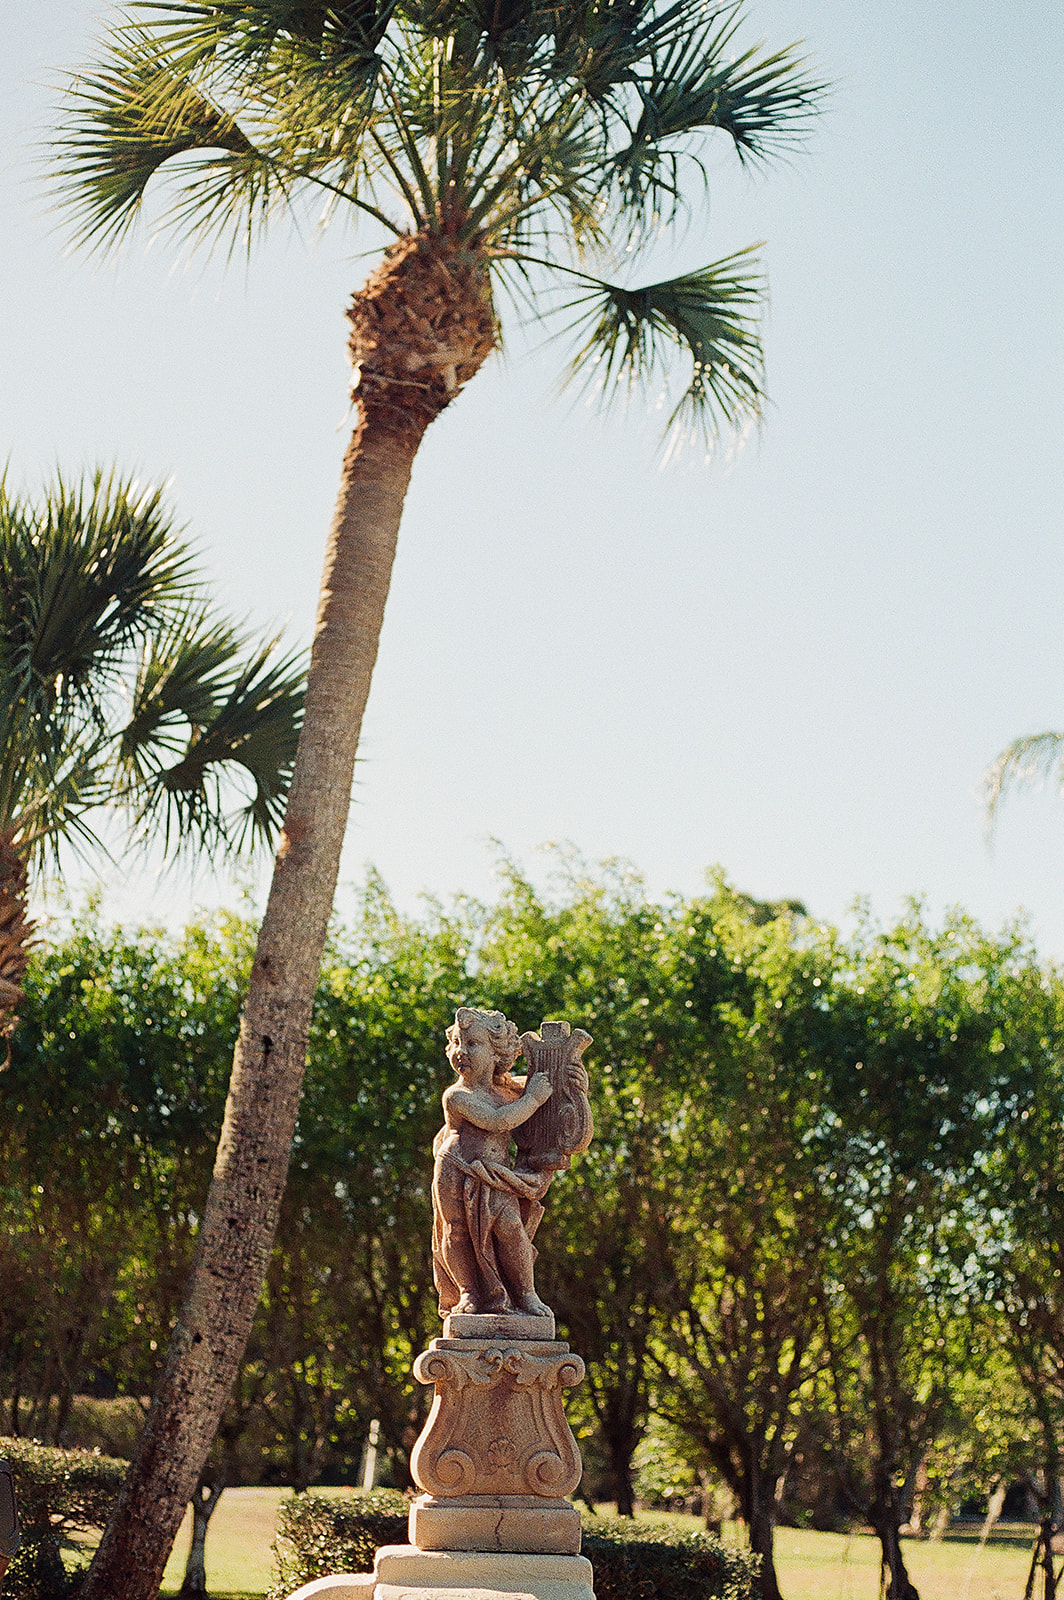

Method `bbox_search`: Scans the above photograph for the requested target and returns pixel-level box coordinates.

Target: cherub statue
[431,1006,588,1319]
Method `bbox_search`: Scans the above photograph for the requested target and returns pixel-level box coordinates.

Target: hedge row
[0,1437,127,1599]
[270,1492,760,1600]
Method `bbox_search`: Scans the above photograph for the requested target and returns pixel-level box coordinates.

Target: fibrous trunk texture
[0,830,31,1043]
[80,232,495,1600]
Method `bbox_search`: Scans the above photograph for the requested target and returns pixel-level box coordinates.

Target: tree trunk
[178,1477,224,1598]
[601,1399,642,1517]
[745,1481,784,1600]
[870,1509,920,1600]
[78,232,496,1600]
[0,829,31,1043]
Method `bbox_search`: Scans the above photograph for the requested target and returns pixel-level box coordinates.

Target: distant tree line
[1,863,1061,1600]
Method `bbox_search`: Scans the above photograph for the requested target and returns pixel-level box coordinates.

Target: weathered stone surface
[286,1576,375,1599]
[408,1497,580,1555]
[431,1009,592,1319]
[444,1312,555,1343]
[376,1545,594,1600]
[285,1547,593,1600]
[379,1590,537,1600]
[411,1340,584,1500]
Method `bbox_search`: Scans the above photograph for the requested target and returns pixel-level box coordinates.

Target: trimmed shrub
[582,1516,759,1600]
[0,1437,127,1599]
[270,1494,759,1600]
[270,1490,410,1598]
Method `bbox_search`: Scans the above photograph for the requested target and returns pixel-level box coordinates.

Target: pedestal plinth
[286,1545,595,1600]
[408,1325,585,1556]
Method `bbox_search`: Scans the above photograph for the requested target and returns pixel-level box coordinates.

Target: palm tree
[985,732,1064,832]
[52,7,824,1595]
[0,467,304,1037]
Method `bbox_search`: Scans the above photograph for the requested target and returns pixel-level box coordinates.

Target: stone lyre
[515,1021,593,1173]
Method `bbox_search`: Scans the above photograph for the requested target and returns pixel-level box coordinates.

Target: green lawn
[153,1491,1037,1600]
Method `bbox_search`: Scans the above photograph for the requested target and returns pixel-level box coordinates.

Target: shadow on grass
[929,1520,1037,1553]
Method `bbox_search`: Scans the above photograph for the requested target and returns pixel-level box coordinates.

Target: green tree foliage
[0,910,253,1439]
[7,866,1064,1598]
[964,948,1064,1599]
[648,891,837,1600]
[804,910,1015,1600]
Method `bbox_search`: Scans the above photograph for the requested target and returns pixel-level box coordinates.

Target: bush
[270,1490,410,1598]
[270,1494,760,1600]
[0,1437,127,1599]
[582,1516,760,1600]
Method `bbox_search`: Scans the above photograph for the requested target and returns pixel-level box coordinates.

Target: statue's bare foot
[517,1292,552,1318]
[453,1292,479,1315]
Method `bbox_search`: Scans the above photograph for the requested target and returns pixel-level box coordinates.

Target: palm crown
[0,469,304,1028]
[56,0,822,449]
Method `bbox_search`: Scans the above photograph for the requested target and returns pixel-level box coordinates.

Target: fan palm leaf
[0,470,305,1034]
[984,732,1064,833]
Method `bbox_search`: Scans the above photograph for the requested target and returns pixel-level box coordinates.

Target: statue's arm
[444,1076,552,1133]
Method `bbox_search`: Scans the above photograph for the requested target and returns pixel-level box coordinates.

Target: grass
[159,1487,287,1597]
[149,1491,1038,1600]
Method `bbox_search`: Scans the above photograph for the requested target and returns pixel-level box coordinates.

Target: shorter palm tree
[984,732,1064,834]
[0,467,304,1035]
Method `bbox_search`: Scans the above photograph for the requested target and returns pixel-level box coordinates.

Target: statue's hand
[526,1071,553,1105]
[566,1064,589,1095]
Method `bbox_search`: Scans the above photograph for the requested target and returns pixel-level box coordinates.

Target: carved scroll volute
[515,1020,593,1173]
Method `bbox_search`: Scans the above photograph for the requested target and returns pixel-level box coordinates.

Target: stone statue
[431,1008,592,1321]
[409,1007,595,1561]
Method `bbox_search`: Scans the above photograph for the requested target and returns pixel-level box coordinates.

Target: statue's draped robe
[432,1133,552,1313]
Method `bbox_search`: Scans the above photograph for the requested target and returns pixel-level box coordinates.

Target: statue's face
[448,1017,494,1078]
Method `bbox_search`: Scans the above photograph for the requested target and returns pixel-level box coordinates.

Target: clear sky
[3,1,1064,950]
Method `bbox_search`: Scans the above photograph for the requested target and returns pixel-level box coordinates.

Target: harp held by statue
[516,1020,593,1172]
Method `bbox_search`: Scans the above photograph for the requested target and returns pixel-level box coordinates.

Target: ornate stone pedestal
[283,1009,597,1600]
[287,1546,596,1600]
[408,1319,584,1556]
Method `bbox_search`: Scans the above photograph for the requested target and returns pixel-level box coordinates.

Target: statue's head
[446,1006,521,1079]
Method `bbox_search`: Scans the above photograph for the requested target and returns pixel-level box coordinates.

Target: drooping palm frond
[117,608,304,857]
[557,247,766,449]
[609,9,822,226]
[53,25,274,253]
[984,732,1064,834]
[6,469,193,705]
[0,468,305,870]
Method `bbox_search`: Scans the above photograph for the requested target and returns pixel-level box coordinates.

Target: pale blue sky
[3,2,1064,948]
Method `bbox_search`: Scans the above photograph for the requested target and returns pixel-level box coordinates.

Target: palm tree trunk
[0,830,31,1043]
[79,232,495,1600]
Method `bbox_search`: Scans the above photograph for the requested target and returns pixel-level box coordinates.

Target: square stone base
[284,1544,594,1600]
[377,1544,594,1600]
[409,1496,581,1555]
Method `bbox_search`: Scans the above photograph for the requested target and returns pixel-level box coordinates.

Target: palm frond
[609,7,823,226]
[0,468,303,877]
[52,24,273,253]
[141,1,395,75]
[557,247,766,449]
[0,468,191,763]
[984,732,1064,833]
[117,610,305,857]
